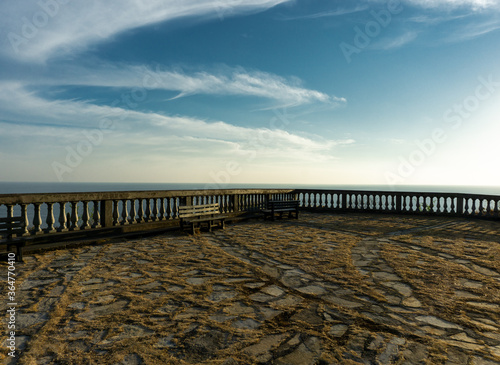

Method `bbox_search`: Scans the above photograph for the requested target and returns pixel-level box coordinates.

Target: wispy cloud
[280,4,369,20]
[403,0,500,10]
[0,82,353,163]
[371,31,419,50]
[387,1,500,46]
[1,0,292,62]
[444,18,500,41]
[29,63,345,107]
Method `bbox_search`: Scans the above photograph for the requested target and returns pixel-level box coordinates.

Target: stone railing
[1,188,499,244]
[0,189,296,241]
[296,189,500,218]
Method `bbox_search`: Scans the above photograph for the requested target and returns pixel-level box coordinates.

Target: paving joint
[1,212,499,364]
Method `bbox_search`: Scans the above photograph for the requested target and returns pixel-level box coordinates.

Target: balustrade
[1,189,499,245]
[92,201,101,228]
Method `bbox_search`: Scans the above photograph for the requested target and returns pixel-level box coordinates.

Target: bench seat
[263,200,299,221]
[0,216,27,262]
[179,203,227,234]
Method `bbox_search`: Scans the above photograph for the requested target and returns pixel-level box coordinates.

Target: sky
[0,0,500,187]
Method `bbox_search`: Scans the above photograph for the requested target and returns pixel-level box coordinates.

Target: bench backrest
[0,217,25,239]
[178,203,221,219]
[268,200,299,210]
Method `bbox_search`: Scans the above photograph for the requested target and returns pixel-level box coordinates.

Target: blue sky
[1,0,499,187]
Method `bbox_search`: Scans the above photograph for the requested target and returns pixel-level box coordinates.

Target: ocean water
[0,182,499,195]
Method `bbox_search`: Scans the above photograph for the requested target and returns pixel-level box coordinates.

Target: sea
[0,182,499,195]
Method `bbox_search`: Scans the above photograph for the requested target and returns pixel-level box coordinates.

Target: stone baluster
[81,201,91,229]
[33,203,43,234]
[475,199,481,215]
[137,199,145,223]
[158,198,165,220]
[20,204,29,236]
[121,200,129,225]
[129,199,136,224]
[145,199,151,221]
[152,199,158,221]
[173,198,178,219]
[113,200,119,225]
[70,202,79,230]
[58,202,68,232]
[165,198,171,219]
[92,201,101,228]
[46,202,56,233]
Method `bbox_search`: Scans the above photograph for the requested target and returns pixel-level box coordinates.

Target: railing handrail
[0,188,295,205]
[294,189,500,200]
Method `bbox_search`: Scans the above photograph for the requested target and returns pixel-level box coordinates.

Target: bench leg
[6,243,24,262]
[17,244,24,263]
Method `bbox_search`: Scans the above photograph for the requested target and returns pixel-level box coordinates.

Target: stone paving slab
[1,212,499,364]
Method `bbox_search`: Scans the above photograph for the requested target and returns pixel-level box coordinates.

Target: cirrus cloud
[1,0,293,63]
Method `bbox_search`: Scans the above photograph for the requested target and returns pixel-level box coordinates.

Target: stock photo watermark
[384,74,500,185]
[5,253,18,358]
[51,67,165,181]
[7,0,71,54]
[339,0,403,64]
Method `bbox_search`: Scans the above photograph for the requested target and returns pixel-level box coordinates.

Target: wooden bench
[0,216,27,262]
[178,203,228,234]
[262,200,299,221]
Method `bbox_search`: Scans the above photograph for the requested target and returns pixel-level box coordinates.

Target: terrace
[1,205,499,364]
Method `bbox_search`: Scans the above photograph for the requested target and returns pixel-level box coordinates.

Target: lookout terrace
[1,189,500,364]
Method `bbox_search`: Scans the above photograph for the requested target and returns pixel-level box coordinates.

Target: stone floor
[1,212,500,364]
